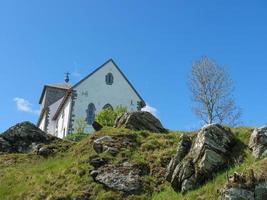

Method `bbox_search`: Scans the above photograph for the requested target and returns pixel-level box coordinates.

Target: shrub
[95,105,127,127]
[74,118,88,134]
[65,133,88,142]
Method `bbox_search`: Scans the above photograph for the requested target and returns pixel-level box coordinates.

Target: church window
[105,73,114,85]
[86,103,96,125]
[103,104,113,110]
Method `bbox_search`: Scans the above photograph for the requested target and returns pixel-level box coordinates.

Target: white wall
[71,60,143,133]
[55,97,71,138]
[38,112,46,132]
[47,97,64,136]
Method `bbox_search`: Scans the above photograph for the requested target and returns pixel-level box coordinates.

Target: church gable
[69,59,145,133]
[72,59,145,104]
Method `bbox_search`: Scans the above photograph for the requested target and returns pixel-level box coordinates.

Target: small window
[105,73,114,85]
[86,103,96,125]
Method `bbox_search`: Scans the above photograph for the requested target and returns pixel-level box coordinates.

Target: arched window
[86,103,96,125]
[103,104,113,110]
[105,73,114,85]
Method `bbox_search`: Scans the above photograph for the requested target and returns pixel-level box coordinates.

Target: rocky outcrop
[91,162,149,194]
[166,134,192,182]
[166,124,236,193]
[114,111,167,133]
[92,134,137,156]
[90,132,150,194]
[249,125,267,159]
[0,121,58,154]
[220,171,267,200]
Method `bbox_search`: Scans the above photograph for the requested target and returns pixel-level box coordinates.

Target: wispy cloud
[71,61,82,78]
[141,103,158,117]
[13,97,40,115]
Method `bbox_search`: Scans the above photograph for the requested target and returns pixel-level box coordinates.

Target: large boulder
[249,125,267,159]
[91,162,149,194]
[166,124,236,193]
[0,121,58,153]
[114,111,167,133]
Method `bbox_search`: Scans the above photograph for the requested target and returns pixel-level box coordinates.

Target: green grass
[0,126,260,200]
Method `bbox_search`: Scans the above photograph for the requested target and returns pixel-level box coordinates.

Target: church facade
[37,59,145,138]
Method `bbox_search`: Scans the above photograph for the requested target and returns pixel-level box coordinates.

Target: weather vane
[64,72,70,83]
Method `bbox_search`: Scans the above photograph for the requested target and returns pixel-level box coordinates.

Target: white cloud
[13,97,40,115]
[141,104,158,117]
[71,68,81,78]
[71,61,82,78]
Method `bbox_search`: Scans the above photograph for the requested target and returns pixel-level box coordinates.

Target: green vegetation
[74,117,88,134]
[65,132,89,142]
[0,126,262,200]
[95,105,127,127]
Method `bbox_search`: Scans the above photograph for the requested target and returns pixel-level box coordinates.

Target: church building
[37,59,145,138]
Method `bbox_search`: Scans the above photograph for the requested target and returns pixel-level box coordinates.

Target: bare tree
[188,56,241,126]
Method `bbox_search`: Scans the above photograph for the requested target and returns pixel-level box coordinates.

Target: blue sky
[0,0,267,132]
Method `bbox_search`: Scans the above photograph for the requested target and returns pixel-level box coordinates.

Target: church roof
[52,91,71,120]
[46,83,72,90]
[38,83,71,104]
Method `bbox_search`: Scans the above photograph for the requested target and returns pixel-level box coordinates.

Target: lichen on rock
[249,125,267,159]
[166,124,236,193]
[0,121,59,154]
[114,111,167,133]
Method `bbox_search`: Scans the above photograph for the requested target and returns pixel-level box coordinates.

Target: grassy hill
[0,126,264,200]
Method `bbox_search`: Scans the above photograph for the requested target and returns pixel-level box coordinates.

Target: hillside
[1,120,266,200]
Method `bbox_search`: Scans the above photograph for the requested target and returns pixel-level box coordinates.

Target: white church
[37,59,145,138]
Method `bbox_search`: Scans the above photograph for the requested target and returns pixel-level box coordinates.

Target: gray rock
[94,136,113,143]
[90,170,99,179]
[89,156,109,168]
[102,146,119,156]
[255,181,267,200]
[92,162,144,194]
[37,146,53,157]
[0,137,11,154]
[0,121,58,154]
[92,136,113,153]
[249,125,267,159]
[92,134,137,156]
[220,187,255,200]
[114,111,167,133]
[220,180,267,200]
[166,124,236,193]
[220,171,267,200]
[166,134,192,181]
